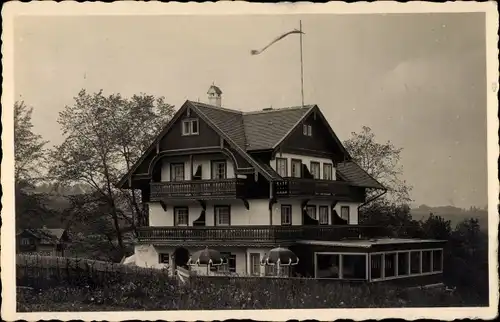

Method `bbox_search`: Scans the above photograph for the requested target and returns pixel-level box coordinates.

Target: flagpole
[299,20,304,107]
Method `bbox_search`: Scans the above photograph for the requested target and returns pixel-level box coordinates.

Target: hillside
[411,205,488,231]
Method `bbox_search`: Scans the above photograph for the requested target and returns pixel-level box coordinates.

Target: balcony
[274,178,359,198]
[150,179,244,201]
[136,225,389,244]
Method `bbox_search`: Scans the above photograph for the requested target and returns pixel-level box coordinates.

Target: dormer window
[182,119,199,136]
[303,124,312,136]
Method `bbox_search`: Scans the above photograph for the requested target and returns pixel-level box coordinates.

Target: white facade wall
[160,154,235,181]
[148,199,270,227]
[134,244,272,276]
[270,152,336,180]
[148,199,360,227]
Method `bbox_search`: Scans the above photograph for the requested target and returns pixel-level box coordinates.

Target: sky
[13,12,488,208]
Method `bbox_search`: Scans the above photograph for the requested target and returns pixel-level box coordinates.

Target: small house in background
[16,227,70,257]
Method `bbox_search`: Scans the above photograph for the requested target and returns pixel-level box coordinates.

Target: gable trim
[116,101,190,188]
[135,147,252,179]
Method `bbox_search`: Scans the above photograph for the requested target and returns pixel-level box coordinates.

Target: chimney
[207,84,222,107]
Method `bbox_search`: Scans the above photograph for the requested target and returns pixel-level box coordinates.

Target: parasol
[187,247,224,274]
[261,247,299,266]
[261,247,299,277]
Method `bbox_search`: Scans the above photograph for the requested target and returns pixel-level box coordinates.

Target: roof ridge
[188,101,243,114]
[243,105,314,115]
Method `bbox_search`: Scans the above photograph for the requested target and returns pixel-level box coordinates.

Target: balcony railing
[137,225,389,243]
[150,179,244,201]
[274,178,353,197]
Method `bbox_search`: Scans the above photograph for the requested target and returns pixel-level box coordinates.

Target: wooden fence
[16,254,172,288]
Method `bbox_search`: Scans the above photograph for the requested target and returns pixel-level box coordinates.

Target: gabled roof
[336,161,385,190]
[117,100,383,189]
[117,101,278,187]
[17,228,66,245]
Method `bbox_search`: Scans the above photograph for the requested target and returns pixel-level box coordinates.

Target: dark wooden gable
[159,108,221,151]
[133,108,222,175]
[280,108,348,163]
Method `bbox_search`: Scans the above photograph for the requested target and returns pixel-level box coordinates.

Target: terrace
[136,225,389,244]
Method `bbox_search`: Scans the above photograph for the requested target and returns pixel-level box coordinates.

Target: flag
[251,29,304,55]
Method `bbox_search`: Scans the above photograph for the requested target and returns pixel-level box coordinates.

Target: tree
[360,199,422,237]
[14,101,49,182]
[420,213,452,240]
[49,89,174,259]
[343,126,411,204]
[14,101,52,230]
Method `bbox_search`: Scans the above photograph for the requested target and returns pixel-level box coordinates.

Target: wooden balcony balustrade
[150,179,245,201]
[136,225,389,243]
[274,178,354,197]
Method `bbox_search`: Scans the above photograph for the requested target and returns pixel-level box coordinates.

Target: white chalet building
[117,86,446,286]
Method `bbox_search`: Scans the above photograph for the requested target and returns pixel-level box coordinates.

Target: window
[158,253,170,264]
[21,238,31,245]
[397,252,409,276]
[214,206,230,226]
[370,254,382,280]
[433,249,443,272]
[182,119,199,136]
[291,159,302,178]
[306,205,316,220]
[323,163,333,180]
[315,254,340,278]
[281,205,292,225]
[310,162,320,179]
[340,206,350,223]
[410,251,421,274]
[342,254,367,279]
[303,124,312,136]
[250,253,260,276]
[276,158,288,177]
[174,207,189,226]
[319,206,329,225]
[170,163,185,182]
[422,250,432,273]
[211,160,227,179]
[384,253,397,278]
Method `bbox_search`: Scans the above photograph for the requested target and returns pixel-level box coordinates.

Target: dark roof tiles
[243,106,313,150]
[191,102,247,148]
[192,101,313,151]
[336,161,385,189]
